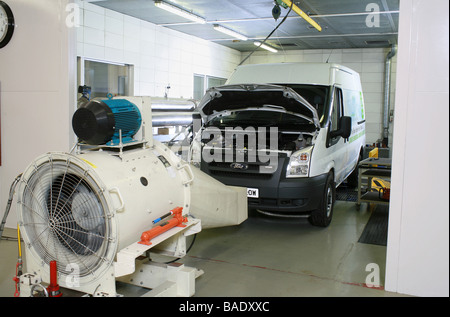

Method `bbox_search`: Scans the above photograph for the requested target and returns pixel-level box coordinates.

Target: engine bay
[200,126,316,157]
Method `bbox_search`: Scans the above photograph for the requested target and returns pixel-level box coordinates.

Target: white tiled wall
[76,1,241,99]
[241,48,397,146]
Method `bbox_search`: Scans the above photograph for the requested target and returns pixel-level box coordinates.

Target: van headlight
[286,146,313,178]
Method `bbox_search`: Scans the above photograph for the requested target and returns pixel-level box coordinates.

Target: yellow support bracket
[280,0,322,32]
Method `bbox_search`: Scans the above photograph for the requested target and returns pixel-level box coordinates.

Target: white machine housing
[16,96,247,297]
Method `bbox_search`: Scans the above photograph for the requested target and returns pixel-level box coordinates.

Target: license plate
[247,188,259,198]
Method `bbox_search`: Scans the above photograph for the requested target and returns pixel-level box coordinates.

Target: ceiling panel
[92,0,399,51]
[307,0,399,14]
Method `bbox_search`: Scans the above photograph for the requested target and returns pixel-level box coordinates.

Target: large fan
[17,153,117,285]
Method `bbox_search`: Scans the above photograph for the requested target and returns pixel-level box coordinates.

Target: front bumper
[200,156,327,215]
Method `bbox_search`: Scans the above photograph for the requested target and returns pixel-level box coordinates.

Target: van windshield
[279,84,329,125]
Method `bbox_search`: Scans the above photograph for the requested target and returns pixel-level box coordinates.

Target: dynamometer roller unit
[13,95,247,297]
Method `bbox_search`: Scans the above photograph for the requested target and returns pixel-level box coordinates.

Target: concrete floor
[0,201,409,297]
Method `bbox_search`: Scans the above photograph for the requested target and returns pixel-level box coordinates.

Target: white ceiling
[91,0,399,52]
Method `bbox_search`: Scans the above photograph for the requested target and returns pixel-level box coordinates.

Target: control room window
[77,58,133,99]
[207,76,227,89]
[193,74,226,101]
[193,74,205,101]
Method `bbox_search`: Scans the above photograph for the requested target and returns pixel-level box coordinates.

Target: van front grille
[210,170,273,179]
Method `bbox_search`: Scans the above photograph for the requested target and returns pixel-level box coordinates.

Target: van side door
[327,86,349,185]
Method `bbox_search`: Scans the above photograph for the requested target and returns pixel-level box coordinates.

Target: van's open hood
[197,84,320,128]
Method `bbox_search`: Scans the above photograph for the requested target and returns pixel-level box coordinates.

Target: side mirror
[330,116,352,139]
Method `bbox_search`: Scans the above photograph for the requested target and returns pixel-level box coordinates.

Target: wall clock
[0,1,15,48]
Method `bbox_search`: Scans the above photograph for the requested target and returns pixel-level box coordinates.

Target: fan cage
[17,154,116,281]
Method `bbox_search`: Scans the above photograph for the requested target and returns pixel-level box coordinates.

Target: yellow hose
[17,224,22,258]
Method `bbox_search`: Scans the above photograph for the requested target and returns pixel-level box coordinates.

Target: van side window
[328,87,343,146]
[330,88,343,131]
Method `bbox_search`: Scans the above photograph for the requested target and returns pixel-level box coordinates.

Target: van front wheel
[309,172,335,227]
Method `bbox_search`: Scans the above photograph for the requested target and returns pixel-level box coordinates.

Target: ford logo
[230,163,248,170]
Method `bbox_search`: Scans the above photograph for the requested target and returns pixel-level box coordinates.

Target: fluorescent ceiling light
[253,41,278,53]
[213,24,248,41]
[154,1,206,24]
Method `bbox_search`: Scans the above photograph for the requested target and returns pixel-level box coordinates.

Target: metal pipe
[0,174,22,240]
[151,100,196,112]
[152,112,195,127]
[383,45,397,146]
[30,284,49,297]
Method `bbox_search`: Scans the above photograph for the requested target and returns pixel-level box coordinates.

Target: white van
[194,63,366,226]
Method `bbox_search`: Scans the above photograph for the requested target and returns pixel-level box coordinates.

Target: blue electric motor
[72,96,142,145]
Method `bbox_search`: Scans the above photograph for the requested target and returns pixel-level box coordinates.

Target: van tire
[309,172,335,227]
